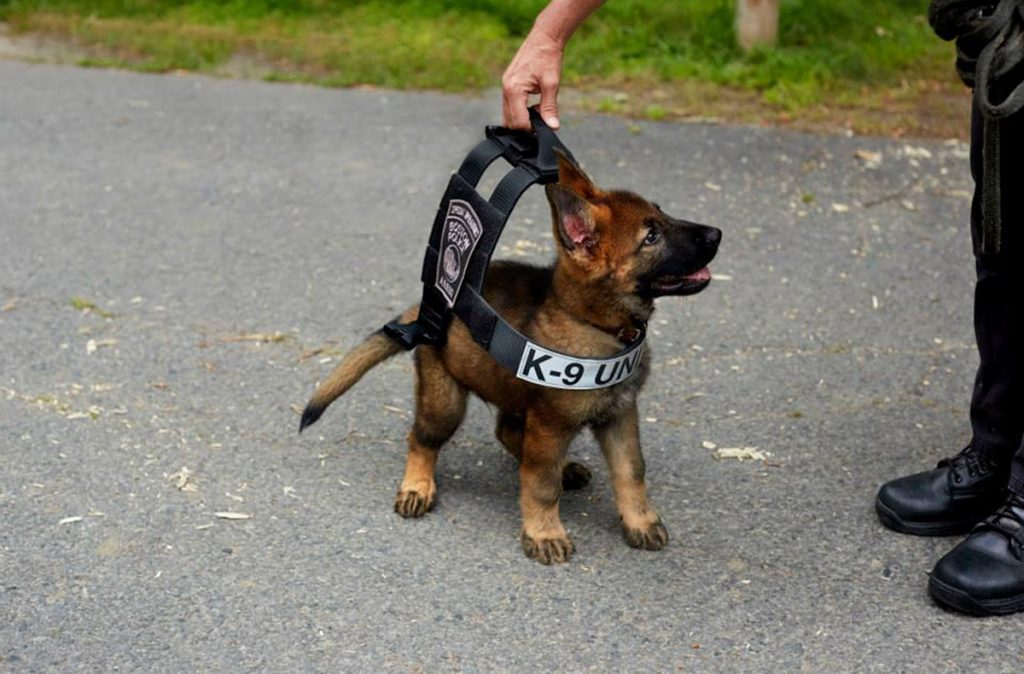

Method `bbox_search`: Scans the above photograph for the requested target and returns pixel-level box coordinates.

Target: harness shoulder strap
[382,108,646,390]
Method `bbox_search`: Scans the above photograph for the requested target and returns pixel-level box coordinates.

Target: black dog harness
[382,110,646,390]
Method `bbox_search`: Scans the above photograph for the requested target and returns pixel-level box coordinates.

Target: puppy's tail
[299,307,417,432]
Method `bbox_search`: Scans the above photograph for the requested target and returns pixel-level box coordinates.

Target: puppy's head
[545,152,721,307]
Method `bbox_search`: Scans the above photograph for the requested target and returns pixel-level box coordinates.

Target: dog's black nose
[698,226,722,249]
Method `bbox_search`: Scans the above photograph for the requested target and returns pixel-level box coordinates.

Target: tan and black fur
[301,153,721,564]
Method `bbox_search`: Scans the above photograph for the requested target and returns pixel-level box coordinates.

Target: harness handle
[484,108,573,183]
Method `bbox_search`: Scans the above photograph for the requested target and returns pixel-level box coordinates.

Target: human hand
[501,26,564,131]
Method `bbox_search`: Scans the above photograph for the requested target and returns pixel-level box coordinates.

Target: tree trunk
[736,0,780,51]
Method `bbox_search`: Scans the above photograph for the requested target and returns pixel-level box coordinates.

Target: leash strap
[382,109,646,390]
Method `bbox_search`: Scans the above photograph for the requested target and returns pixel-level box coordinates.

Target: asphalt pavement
[1,60,1021,672]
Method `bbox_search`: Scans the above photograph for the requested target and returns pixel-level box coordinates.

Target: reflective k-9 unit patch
[516,340,645,390]
[435,199,483,308]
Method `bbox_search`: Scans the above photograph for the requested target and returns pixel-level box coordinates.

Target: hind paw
[561,461,592,491]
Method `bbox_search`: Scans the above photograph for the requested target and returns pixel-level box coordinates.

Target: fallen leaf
[219,333,288,344]
[902,145,933,159]
[86,338,117,354]
[214,512,251,520]
[854,149,882,164]
[298,347,326,362]
[713,447,768,462]
[69,297,115,318]
[168,467,197,492]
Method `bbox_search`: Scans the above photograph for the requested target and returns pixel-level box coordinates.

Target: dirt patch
[0,22,84,63]
[563,74,972,140]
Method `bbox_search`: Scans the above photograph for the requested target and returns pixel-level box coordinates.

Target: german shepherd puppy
[301,153,720,564]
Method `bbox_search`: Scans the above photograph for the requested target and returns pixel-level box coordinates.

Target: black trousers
[968,102,1024,495]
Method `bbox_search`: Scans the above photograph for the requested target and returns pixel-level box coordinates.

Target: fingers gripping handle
[485,106,575,183]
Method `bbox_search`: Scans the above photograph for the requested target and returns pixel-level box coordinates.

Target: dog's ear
[546,183,597,256]
[555,149,597,200]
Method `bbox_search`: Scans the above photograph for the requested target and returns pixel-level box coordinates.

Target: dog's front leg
[593,405,668,550]
[519,414,575,564]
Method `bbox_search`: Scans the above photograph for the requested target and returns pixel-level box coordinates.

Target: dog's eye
[643,228,661,246]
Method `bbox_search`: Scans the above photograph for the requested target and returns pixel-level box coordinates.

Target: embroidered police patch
[435,199,483,308]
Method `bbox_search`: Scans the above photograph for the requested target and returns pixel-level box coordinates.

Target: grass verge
[0,1,971,137]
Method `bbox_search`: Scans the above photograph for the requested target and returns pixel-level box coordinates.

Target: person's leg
[929,109,1024,616]
[967,101,1024,466]
[875,103,1021,536]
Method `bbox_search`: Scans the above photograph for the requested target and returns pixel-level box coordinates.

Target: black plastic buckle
[382,320,425,350]
[383,300,448,350]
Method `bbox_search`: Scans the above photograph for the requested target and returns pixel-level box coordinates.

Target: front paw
[623,517,668,551]
[394,485,435,518]
[521,531,575,565]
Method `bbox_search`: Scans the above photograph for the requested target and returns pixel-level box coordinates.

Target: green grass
[0,1,953,110]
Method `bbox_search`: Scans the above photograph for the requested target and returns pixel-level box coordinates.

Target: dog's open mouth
[651,267,712,296]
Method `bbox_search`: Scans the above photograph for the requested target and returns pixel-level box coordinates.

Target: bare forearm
[502,0,607,130]
[532,0,606,47]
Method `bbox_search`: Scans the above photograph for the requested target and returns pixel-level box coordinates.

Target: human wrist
[530,15,571,50]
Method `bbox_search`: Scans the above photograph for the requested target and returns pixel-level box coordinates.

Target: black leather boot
[928,493,1024,616]
[875,446,1008,536]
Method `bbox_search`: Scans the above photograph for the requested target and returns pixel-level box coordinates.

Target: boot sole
[928,575,1024,616]
[874,497,980,537]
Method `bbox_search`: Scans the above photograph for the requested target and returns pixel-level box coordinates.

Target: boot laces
[938,445,993,483]
[977,494,1024,558]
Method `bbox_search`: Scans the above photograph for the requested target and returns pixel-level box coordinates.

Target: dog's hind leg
[394,346,467,518]
[496,411,591,491]
[495,411,524,462]
[592,404,668,551]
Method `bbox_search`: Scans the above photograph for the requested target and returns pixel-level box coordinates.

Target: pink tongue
[683,267,712,282]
